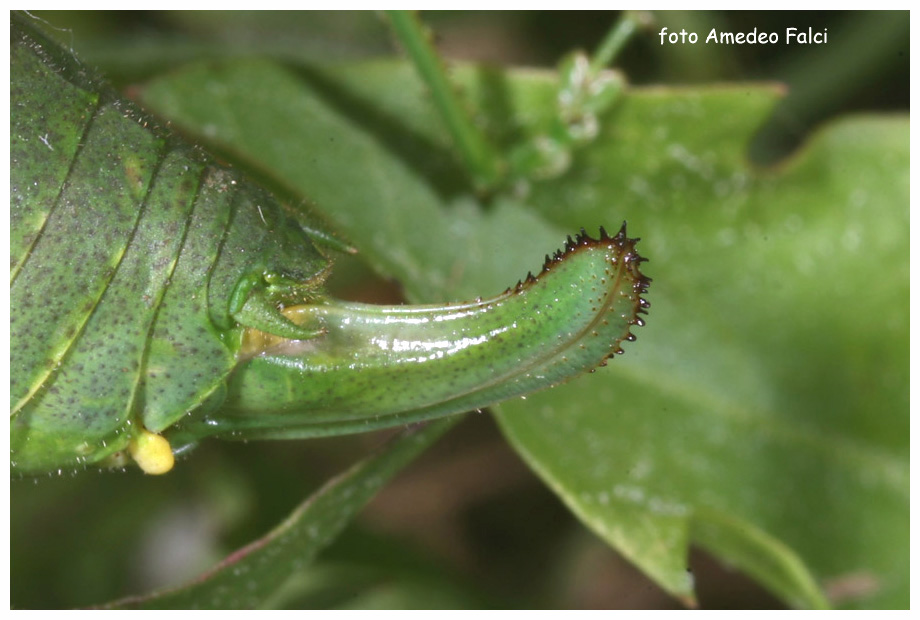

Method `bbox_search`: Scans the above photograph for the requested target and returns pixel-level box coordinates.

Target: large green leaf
[501,108,908,608]
[139,56,907,609]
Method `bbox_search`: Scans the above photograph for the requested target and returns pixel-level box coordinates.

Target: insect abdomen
[12,18,173,469]
[10,16,328,472]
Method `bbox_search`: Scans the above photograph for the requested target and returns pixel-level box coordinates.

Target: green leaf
[139,57,907,608]
[499,104,908,608]
[142,58,565,303]
[107,419,456,609]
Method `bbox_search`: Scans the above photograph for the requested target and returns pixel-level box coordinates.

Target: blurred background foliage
[22,10,908,163]
[11,11,908,609]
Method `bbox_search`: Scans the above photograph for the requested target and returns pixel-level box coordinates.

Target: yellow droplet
[128,429,175,475]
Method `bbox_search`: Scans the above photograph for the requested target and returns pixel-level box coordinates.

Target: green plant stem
[108,417,461,608]
[386,10,503,191]
[589,11,645,73]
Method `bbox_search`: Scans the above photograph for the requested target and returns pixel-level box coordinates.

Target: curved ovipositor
[9,13,649,475]
[180,225,650,442]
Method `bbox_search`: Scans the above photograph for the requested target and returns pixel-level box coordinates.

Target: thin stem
[589,11,646,73]
[386,10,503,191]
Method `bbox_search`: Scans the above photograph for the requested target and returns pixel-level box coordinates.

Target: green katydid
[10,12,649,475]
